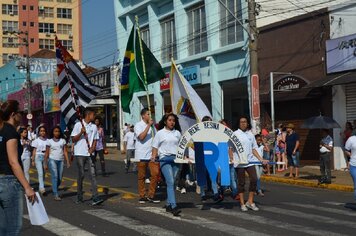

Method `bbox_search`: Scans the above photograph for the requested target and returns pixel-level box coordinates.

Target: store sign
[273,75,308,91]
[326,33,356,74]
[19,58,57,74]
[251,74,260,119]
[181,65,201,86]
[88,68,111,98]
[160,73,170,91]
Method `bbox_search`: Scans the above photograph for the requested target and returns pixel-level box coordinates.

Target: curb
[261,175,353,192]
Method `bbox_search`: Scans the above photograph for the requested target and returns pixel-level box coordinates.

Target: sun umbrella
[300,115,341,129]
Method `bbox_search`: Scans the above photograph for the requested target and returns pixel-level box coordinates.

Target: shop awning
[305,71,356,88]
[88,98,117,106]
[260,87,318,103]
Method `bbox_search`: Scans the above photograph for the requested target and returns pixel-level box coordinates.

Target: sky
[82,0,118,69]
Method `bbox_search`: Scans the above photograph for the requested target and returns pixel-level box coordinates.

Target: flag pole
[135,16,151,113]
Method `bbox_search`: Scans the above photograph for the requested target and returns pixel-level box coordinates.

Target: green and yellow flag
[120,26,165,113]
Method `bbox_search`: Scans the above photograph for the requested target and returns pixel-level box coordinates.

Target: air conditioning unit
[39,6,44,11]
[46,32,51,37]
[69,32,73,38]
[9,11,14,16]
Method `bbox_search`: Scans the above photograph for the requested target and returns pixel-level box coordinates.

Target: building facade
[115,0,250,127]
[0,0,82,66]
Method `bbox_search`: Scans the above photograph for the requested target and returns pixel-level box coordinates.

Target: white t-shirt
[47,138,66,161]
[21,139,32,160]
[32,138,49,155]
[134,120,155,160]
[152,128,181,159]
[71,121,99,157]
[123,131,135,150]
[345,136,356,167]
[233,129,259,168]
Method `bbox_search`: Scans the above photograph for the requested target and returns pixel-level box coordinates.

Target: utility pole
[24,31,32,126]
[247,0,261,134]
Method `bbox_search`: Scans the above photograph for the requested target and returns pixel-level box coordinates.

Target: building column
[209,57,223,121]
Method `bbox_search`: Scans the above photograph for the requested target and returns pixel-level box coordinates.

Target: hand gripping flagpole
[56,37,91,153]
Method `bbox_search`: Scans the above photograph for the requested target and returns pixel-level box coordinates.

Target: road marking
[139,207,270,236]
[24,215,95,236]
[209,208,346,236]
[264,206,356,229]
[284,202,356,217]
[322,201,345,206]
[84,209,180,236]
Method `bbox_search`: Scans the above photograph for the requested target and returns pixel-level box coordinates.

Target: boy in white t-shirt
[123,125,136,173]
[71,108,103,206]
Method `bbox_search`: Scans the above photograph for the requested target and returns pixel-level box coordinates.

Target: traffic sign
[27,113,33,120]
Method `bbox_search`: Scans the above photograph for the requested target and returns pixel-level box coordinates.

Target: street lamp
[3,30,32,126]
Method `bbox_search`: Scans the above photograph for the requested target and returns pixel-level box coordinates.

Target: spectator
[342,122,353,145]
[285,123,300,178]
[94,116,108,177]
[319,129,333,184]
[345,135,356,201]
[275,123,287,172]
[123,125,136,173]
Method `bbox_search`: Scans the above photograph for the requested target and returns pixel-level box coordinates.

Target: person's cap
[286,123,295,129]
[130,125,134,128]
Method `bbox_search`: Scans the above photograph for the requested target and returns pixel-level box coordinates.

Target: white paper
[25,192,49,225]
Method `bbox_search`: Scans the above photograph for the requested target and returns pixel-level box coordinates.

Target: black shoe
[147,197,160,203]
[75,197,84,204]
[171,207,181,217]
[166,205,173,212]
[213,194,224,203]
[91,197,104,206]
[139,197,149,204]
[102,172,109,177]
[201,195,208,203]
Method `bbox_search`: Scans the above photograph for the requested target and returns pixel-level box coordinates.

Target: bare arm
[253,149,268,164]
[7,139,36,203]
[63,144,70,167]
[43,146,50,170]
[151,147,158,162]
[72,126,86,143]
[137,124,151,141]
[89,140,97,155]
[293,140,300,153]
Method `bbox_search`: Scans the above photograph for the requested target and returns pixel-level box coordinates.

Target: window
[187,3,208,55]
[57,8,72,19]
[61,40,72,50]
[140,26,150,48]
[2,4,18,15]
[2,21,18,32]
[30,38,35,43]
[39,0,53,2]
[2,37,19,48]
[57,0,72,2]
[39,7,54,17]
[160,16,177,63]
[30,6,34,11]
[22,21,26,27]
[39,39,54,49]
[30,22,35,27]
[39,23,54,33]
[57,24,72,34]
[22,5,26,10]
[219,0,243,46]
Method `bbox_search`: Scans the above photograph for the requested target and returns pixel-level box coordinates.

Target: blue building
[115,0,250,128]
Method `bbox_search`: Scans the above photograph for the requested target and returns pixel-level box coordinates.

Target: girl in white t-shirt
[44,126,70,201]
[151,113,182,217]
[31,126,49,195]
[19,127,32,183]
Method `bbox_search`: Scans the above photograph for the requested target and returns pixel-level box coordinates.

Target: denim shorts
[287,152,300,167]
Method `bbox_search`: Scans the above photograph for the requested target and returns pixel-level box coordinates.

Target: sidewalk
[105,148,354,192]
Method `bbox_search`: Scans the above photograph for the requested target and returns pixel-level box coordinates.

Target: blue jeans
[0,176,23,236]
[48,159,64,197]
[350,165,356,201]
[230,164,238,196]
[35,153,46,191]
[255,165,263,192]
[160,156,180,208]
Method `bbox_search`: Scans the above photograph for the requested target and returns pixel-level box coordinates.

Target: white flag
[170,60,212,132]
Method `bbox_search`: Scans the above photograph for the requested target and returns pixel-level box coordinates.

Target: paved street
[20,158,356,236]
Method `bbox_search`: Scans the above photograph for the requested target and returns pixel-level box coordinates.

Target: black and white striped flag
[56,37,100,127]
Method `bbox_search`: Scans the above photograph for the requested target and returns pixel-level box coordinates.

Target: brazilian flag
[121,26,165,113]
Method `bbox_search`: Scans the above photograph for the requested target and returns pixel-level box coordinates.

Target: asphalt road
[21,159,356,236]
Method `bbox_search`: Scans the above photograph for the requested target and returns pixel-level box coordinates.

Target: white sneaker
[245,202,259,211]
[181,188,187,194]
[145,178,150,184]
[176,186,181,191]
[186,180,194,186]
[241,204,248,212]
[195,185,201,195]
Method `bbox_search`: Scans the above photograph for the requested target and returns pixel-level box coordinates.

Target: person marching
[44,126,70,200]
[152,113,182,216]
[123,125,136,173]
[71,108,103,205]
[94,116,108,177]
[18,127,32,183]
[31,125,49,196]
[134,108,160,204]
[233,115,268,212]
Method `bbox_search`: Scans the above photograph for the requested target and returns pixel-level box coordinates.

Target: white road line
[209,208,346,236]
[23,215,95,236]
[264,206,356,229]
[84,209,181,236]
[322,201,346,206]
[139,206,270,236]
[284,202,356,217]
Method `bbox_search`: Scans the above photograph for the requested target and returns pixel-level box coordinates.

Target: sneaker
[257,190,265,197]
[145,178,150,184]
[176,186,181,191]
[201,195,208,203]
[171,207,181,217]
[186,180,194,186]
[91,197,104,206]
[39,189,47,196]
[241,204,248,212]
[181,188,187,194]
[139,197,148,204]
[54,196,62,201]
[196,185,201,195]
[166,205,173,212]
[245,202,259,211]
[213,194,224,203]
[147,197,160,203]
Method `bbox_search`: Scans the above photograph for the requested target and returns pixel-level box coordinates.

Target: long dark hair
[1,100,20,121]
[158,113,181,132]
[18,127,28,140]
[50,126,64,139]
